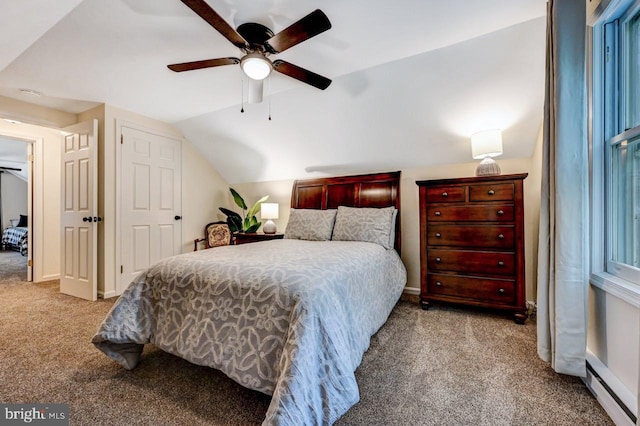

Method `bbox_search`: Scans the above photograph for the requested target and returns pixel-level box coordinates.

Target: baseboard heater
[586,361,636,424]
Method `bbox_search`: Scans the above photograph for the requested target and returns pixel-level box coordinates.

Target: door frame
[115,119,183,296]
[0,130,39,282]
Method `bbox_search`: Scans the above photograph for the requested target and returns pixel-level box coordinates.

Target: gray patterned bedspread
[92,239,406,425]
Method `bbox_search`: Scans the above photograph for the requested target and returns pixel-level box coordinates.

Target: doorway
[0,135,32,282]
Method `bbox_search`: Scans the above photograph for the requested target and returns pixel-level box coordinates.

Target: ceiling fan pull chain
[240,70,245,113]
[268,75,272,121]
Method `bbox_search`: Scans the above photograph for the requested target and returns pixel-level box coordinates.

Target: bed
[1,226,28,256]
[92,171,406,425]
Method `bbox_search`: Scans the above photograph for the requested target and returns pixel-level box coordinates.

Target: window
[611,135,640,269]
[625,11,640,129]
[594,1,640,290]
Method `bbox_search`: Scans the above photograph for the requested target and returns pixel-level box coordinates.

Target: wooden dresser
[416,174,527,323]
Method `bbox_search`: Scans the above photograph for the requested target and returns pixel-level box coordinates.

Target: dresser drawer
[427,273,516,304]
[427,225,515,248]
[425,186,465,203]
[469,183,514,202]
[427,249,515,275]
[427,205,514,222]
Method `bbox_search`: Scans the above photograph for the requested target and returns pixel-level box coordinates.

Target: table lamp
[471,129,503,176]
[261,203,279,234]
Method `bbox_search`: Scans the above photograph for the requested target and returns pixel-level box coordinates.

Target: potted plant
[219,188,269,233]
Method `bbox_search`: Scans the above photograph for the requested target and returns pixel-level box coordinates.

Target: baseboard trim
[403,286,419,296]
[99,290,117,299]
[584,352,636,426]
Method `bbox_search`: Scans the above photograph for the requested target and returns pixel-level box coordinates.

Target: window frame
[590,0,640,307]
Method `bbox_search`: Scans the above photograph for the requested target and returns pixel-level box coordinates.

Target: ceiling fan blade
[168,57,239,72]
[265,9,331,54]
[272,60,331,90]
[180,0,248,49]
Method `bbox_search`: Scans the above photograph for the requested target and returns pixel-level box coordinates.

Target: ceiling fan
[168,0,332,103]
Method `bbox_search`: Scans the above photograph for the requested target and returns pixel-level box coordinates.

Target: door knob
[94,216,103,223]
[174,215,182,221]
[82,216,93,222]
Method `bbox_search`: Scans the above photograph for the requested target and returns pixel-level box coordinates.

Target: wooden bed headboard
[290,171,401,253]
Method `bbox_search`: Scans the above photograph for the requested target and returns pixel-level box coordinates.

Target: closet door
[119,126,182,294]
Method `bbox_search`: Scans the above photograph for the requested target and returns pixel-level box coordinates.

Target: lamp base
[475,157,501,176]
[263,219,277,234]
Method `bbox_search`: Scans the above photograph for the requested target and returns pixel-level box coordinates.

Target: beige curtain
[536,0,589,377]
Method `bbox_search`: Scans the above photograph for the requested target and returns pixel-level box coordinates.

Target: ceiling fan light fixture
[240,53,272,80]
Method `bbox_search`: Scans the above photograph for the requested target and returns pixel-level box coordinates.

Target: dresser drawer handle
[498,234,505,239]
[498,261,505,267]
[442,192,448,197]
[435,232,441,238]
[488,189,495,195]
[436,281,442,286]
[498,288,505,293]
[497,210,504,215]
[435,257,442,262]
[434,211,441,216]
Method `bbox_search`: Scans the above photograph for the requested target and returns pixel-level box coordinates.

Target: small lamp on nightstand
[261,203,279,234]
[471,129,503,176]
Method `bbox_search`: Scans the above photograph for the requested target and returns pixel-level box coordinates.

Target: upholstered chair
[194,221,233,251]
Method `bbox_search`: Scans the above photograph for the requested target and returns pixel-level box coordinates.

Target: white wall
[232,154,541,301]
[1,172,27,229]
[588,288,639,403]
[0,99,229,295]
[78,104,229,297]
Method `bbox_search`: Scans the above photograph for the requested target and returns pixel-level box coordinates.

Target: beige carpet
[0,276,613,425]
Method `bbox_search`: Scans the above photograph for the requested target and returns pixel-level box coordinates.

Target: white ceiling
[0,0,547,183]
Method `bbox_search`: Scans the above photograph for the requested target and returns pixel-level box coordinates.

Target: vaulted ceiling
[0,0,546,183]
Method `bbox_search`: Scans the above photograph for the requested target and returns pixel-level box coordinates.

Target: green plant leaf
[246,222,261,233]
[246,195,269,219]
[227,216,242,233]
[219,207,242,233]
[219,207,242,220]
[229,188,247,210]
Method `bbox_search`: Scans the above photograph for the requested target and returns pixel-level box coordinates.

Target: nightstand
[234,233,284,245]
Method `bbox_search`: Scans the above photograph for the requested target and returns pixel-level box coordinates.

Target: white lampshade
[241,53,272,80]
[260,203,279,219]
[471,129,503,159]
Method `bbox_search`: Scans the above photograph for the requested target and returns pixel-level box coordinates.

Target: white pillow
[331,206,396,249]
[284,209,337,241]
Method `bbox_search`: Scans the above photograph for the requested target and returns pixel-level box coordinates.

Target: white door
[120,126,182,293]
[60,119,98,300]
